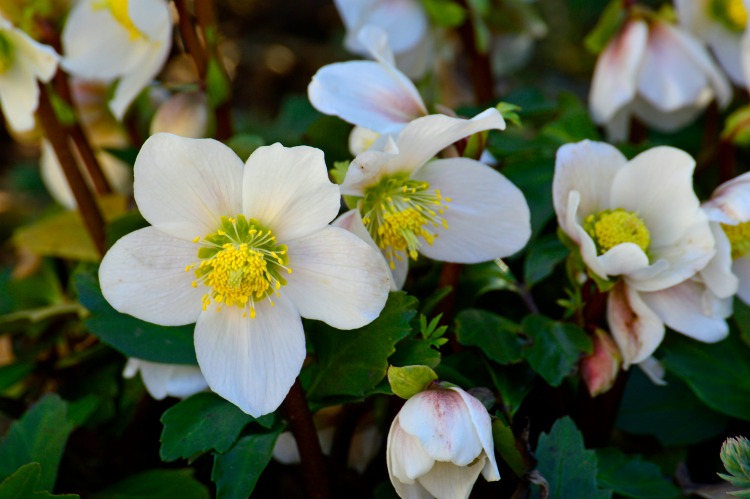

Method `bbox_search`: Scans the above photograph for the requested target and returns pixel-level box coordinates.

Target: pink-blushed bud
[581,328,622,397]
[150,92,210,138]
[387,384,500,499]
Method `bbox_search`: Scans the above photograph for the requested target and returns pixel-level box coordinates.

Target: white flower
[387,385,500,499]
[150,91,210,138]
[62,0,172,120]
[589,18,731,141]
[0,16,58,132]
[675,0,750,86]
[334,0,432,79]
[123,358,208,400]
[99,133,391,417]
[553,140,718,364]
[334,109,531,289]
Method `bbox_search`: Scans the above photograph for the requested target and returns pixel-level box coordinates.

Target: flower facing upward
[387,385,500,499]
[99,134,391,416]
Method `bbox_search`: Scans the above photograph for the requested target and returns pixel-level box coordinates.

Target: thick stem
[282,379,330,499]
[457,4,494,104]
[173,0,207,79]
[37,83,107,257]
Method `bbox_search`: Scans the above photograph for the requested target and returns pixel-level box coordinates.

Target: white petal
[272,431,301,465]
[339,0,428,55]
[394,29,433,79]
[553,140,626,238]
[596,243,651,277]
[0,57,39,132]
[418,459,485,499]
[412,158,531,262]
[607,282,665,367]
[629,95,707,133]
[705,25,745,86]
[194,295,306,417]
[636,356,667,386]
[589,20,648,124]
[388,418,436,483]
[5,28,59,82]
[308,60,425,134]
[703,170,750,225]
[40,140,75,210]
[674,0,709,34]
[700,223,738,299]
[134,359,207,400]
[99,227,203,326]
[450,387,500,482]
[134,133,244,240]
[387,110,505,178]
[640,280,730,342]
[398,389,484,466]
[242,144,341,241]
[341,147,399,196]
[348,126,381,156]
[733,257,750,305]
[284,226,391,330]
[357,25,396,67]
[742,27,750,90]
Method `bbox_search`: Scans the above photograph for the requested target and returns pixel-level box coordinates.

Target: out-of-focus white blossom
[123,358,208,400]
[150,91,210,138]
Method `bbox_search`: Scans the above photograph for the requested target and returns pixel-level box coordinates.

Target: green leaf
[496,101,522,127]
[0,260,63,315]
[534,417,611,499]
[74,266,197,364]
[225,133,265,160]
[212,430,281,499]
[584,0,625,54]
[521,315,592,387]
[492,420,526,477]
[524,235,568,287]
[388,365,438,399]
[541,93,600,145]
[0,463,78,498]
[422,0,466,27]
[455,309,525,364]
[0,362,34,391]
[719,436,750,493]
[206,58,231,107]
[160,392,261,461]
[662,333,750,421]
[330,160,350,185]
[596,448,680,499]
[0,395,74,491]
[734,298,750,347]
[616,369,728,447]
[388,337,441,369]
[457,260,519,307]
[721,104,750,147]
[301,292,417,405]
[486,363,535,420]
[91,469,209,499]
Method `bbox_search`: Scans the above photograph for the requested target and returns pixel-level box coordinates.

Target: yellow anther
[727,0,748,27]
[584,209,650,255]
[192,236,201,243]
[723,221,750,259]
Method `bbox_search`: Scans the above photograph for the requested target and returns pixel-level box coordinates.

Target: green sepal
[387,365,438,399]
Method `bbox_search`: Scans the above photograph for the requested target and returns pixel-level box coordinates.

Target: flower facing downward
[99,134,391,416]
[123,358,208,400]
[387,385,500,499]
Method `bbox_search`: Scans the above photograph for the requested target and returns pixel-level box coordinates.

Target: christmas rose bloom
[589,18,731,141]
[62,0,172,120]
[0,15,58,131]
[99,134,391,416]
[123,358,208,400]
[334,109,531,289]
[554,140,718,365]
[387,384,500,498]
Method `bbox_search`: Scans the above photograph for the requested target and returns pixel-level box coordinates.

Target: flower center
[0,33,14,74]
[711,0,748,31]
[94,0,144,39]
[361,175,450,269]
[584,209,651,255]
[187,215,291,318]
[722,221,750,259]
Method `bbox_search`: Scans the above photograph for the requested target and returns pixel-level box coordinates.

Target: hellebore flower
[554,140,718,365]
[335,109,531,289]
[387,384,500,499]
[99,134,391,416]
[123,358,208,400]
[0,16,58,132]
[62,0,172,120]
[589,18,731,141]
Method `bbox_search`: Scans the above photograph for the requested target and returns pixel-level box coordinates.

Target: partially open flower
[123,358,208,400]
[387,384,500,499]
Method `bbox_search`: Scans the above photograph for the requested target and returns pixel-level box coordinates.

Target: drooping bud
[581,328,622,397]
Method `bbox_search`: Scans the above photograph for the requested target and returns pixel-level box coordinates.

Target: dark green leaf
[524,235,568,287]
[301,292,417,404]
[74,266,197,364]
[596,448,680,499]
[534,417,611,499]
[0,362,34,391]
[457,260,519,307]
[502,157,555,238]
[160,392,255,462]
[455,309,525,364]
[0,261,63,315]
[492,420,526,477]
[91,469,209,499]
[206,58,231,107]
[422,0,466,27]
[0,463,78,498]
[584,0,625,54]
[212,431,281,499]
[225,133,265,160]
[388,338,441,369]
[734,298,750,347]
[521,314,592,387]
[662,333,750,421]
[486,363,535,420]
[541,93,600,145]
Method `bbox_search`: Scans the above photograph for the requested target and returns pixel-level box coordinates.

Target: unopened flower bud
[150,92,210,138]
[581,328,622,397]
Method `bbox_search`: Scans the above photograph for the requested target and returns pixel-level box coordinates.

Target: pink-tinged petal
[388,418,436,484]
[701,223,738,299]
[194,295,305,417]
[242,144,341,241]
[733,257,750,305]
[637,356,667,386]
[640,280,730,343]
[284,226,390,330]
[134,134,243,240]
[449,387,500,482]
[385,109,506,178]
[703,171,750,225]
[398,389,484,466]
[581,329,622,397]
[308,59,425,134]
[607,282,665,367]
[418,458,485,499]
[589,20,648,124]
[99,227,203,326]
[553,140,626,237]
[412,157,531,262]
[0,56,40,132]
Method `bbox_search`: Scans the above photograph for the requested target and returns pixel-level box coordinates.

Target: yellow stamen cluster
[711,0,748,31]
[361,175,451,269]
[722,221,750,259]
[187,216,291,319]
[0,33,13,74]
[93,0,145,39]
[584,209,651,255]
